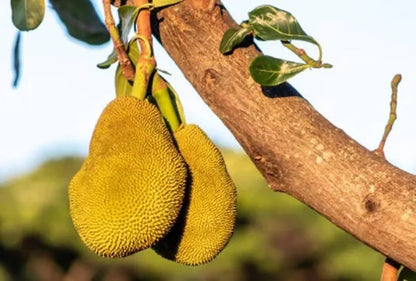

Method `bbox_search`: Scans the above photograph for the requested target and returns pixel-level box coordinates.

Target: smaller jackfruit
[69,96,187,258]
[153,124,237,265]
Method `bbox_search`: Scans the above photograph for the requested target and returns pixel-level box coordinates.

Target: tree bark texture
[151,0,416,270]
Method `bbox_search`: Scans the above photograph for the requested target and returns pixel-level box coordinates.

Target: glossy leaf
[399,267,416,281]
[219,26,252,54]
[248,5,317,45]
[115,39,140,97]
[249,55,309,86]
[50,0,109,45]
[11,0,45,31]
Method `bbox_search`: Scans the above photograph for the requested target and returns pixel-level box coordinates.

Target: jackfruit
[69,96,187,258]
[153,124,237,265]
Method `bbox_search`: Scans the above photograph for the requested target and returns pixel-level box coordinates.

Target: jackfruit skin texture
[69,96,187,258]
[153,125,237,265]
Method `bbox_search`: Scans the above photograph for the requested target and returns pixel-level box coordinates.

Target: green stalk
[151,73,184,131]
[130,35,154,100]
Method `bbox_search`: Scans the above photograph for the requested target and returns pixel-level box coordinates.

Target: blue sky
[1,1,416,181]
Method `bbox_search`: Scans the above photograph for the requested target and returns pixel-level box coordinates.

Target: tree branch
[151,0,416,270]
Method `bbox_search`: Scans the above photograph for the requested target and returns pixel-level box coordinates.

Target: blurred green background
[0,151,384,281]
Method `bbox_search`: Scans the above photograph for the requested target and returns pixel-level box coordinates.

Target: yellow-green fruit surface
[153,124,237,265]
[69,96,187,258]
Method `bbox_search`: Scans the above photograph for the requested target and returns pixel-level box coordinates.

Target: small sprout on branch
[374,74,402,158]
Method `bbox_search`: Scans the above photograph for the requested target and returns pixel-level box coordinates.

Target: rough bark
[150,0,416,270]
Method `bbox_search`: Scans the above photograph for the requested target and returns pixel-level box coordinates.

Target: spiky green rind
[153,125,237,265]
[69,96,187,258]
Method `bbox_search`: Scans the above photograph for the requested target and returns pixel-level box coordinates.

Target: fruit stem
[135,0,155,65]
[152,73,183,131]
[131,53,154,100]
[130,0,156,100]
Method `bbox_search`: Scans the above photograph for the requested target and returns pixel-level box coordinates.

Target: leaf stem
[374,74,402,157]
[281,40,331,68]
[102,0,135,80]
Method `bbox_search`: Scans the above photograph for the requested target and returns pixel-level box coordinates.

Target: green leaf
[50,0,109,45]
[399,267,416,281]
[11,0,45,31]
[249,55,309,86]
[115,39,140,97]
[248,5,317,45]
[219,26,252,54]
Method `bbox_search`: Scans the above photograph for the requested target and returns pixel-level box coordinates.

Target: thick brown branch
[152,0,416,270]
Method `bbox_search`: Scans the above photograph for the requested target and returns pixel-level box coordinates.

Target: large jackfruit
[69,96,187,258]
[153,124,237,265]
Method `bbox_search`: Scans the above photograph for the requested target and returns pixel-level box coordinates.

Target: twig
[102,0,135,80]
[374,74,402,157]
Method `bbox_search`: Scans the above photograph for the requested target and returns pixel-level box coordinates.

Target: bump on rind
[153,124,237,265]
[69,96,187,258]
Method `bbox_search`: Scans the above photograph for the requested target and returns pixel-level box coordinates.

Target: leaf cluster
[219,5,331,86]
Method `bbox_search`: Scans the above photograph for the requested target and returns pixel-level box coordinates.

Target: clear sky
[1,1,416,181]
